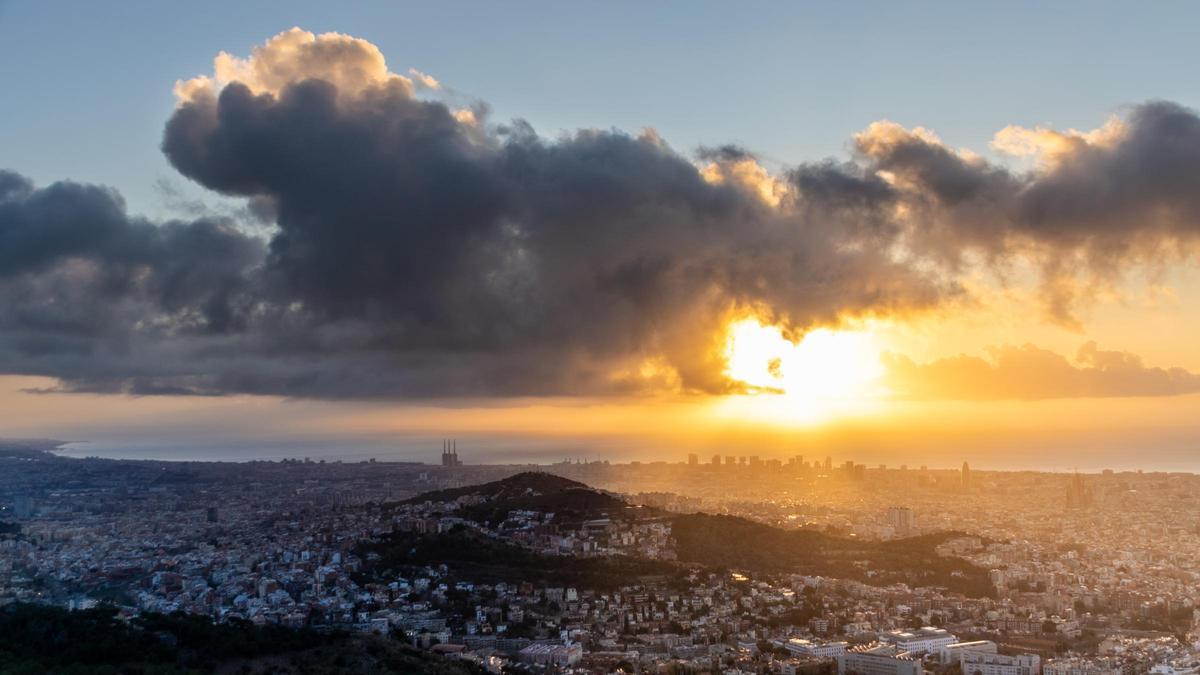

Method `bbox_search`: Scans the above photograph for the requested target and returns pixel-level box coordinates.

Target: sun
[720,318,886,423]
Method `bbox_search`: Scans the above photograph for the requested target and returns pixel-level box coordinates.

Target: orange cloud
[174,27,412,104]
[883,342,1200,400]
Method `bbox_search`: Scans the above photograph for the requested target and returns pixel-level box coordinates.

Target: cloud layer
[848,106,1200,326]
[2,28,1200,399]
[884,343,1200,401]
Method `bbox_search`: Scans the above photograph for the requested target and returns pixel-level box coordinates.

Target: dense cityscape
[3,440,1198,674]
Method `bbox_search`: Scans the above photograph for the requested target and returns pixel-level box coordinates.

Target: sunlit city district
[4,440,1200,674]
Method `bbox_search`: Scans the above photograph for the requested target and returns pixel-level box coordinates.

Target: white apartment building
[940,641,998,663]
[881,627,959,655]
[961,650,1041,675]
[786,638,850,658]
[838,643,923,675]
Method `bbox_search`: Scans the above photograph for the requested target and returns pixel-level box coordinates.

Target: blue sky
[4,0,1200,218]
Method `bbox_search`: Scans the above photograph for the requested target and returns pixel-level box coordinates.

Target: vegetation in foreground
[0,603,482,675]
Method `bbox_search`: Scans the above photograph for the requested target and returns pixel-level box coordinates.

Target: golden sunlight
[720,319,886,424]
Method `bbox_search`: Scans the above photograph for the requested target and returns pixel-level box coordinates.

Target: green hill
[398,471,642,526]
[399,471,589,505]
[392,475,992,597]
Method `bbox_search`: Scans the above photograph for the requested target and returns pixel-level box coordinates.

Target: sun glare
[720,319,886,424]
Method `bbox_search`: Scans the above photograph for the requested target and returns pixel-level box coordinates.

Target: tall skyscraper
[13,495,34,519]
[961,461,971,490]
[1066,471,1093,508]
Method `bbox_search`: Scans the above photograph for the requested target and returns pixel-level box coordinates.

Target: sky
[1,2,1199,469]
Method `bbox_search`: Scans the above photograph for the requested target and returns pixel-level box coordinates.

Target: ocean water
[50,434,1200,473]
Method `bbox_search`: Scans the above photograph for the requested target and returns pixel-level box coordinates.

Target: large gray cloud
[144,31,951,398]
[0,44,944,397]
[2,29,1199,399]
[846,105,1200,325]
[0,170,264,394]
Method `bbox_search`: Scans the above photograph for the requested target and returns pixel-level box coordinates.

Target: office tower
[1066,471,1093,508]
[886,506,916,532]
[687,453,698,466]
[961,461,971,490]
[13,495,34,519]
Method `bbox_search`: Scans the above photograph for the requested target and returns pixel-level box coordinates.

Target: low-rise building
[881,626,958,655]
[961,650,1041,675]
[786,638,850,659]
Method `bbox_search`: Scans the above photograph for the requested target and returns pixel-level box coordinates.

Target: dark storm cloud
[883,342,1200,401]
[849,105,1200,323]
[0,170,263,391]
[1015,102,1200,246]
[151,69,947,397]
[2,29,1200,399]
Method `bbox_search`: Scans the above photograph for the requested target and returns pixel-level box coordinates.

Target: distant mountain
[0,437,65,458]
[671,513,995,598]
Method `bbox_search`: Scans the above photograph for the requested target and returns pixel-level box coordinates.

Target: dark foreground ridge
[0,602,483,674]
